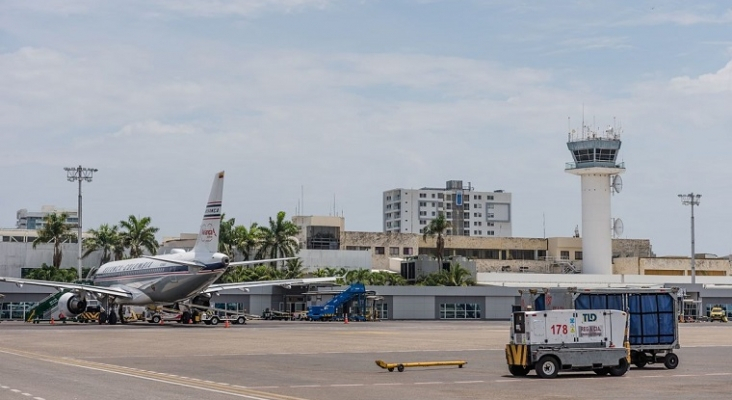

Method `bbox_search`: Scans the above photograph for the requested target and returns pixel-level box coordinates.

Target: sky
[1,0,731,257]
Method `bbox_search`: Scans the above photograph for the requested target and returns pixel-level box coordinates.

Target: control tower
[565,122,625,275]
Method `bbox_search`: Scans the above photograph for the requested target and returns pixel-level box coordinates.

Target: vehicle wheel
[634,352,648,368]
[664,353,679,369]
[594,367,610,376]
[609,359,629,377]
[387,367,394,372]
[236,316,246,325]
[535,356,559,379]
[181,311,191,324]
[108,311,117,325]
[397,364,405,372]
[151,315,161,324]
[210,316,219,326]
[508,365,531,376]
[99,311,107,325]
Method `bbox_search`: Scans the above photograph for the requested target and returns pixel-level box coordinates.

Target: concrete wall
[484,296,516,320]
[298,249,371,270]
[613,257,731,276]
[0,243,103,277]
[392,296,435,319]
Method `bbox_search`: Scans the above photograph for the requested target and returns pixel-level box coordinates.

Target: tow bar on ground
[374,359,467,372]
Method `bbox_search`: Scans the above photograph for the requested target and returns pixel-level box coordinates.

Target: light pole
[65,166,98,281]
[678,193,701,285]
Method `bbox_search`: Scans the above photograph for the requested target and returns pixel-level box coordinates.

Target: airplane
[0,171,336,324]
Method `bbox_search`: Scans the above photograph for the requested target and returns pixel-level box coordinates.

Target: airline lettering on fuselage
[106,261,155,273]
[200,223,217,242]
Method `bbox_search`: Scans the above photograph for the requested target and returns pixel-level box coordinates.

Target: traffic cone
[50,318,55,325]
[224,319,230,328]
[189,318,193,324]
[159,317,164,325]
[344,315,349,324]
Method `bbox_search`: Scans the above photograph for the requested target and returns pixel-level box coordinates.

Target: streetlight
[65,165,98,281]
[678,193,701,285]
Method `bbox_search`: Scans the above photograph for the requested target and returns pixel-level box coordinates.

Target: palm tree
[233,223,260,261]
[442,263,474,286]
[344,268,372,284]
[280,258,305,279]
[422,212,452,267]
[83,224,122,266]
[218,214,237,257]
[32,212,74,268]
[257,211,300,263]
[119,215,159,258]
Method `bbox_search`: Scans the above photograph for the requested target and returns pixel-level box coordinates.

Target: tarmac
[0,319,731,400]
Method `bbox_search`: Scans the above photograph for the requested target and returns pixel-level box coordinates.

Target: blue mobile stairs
[306,283,369,321]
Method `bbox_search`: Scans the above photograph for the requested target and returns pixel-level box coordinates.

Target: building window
[560,251,570,260]
[419,193,426,198]
[389,247,399,256]
[487,195,494,200]
[487,230,494,235]
[403,247,413,255]
[431,193,435,198]
[419,201,426,207]
[432,211,436,216]
[440,303,481,319]
[446,212,452,219]
[575,251,583,260]
[487,222,494,226]
[419,211,426,216]
[463,213,470,219]
[375,247,385,255]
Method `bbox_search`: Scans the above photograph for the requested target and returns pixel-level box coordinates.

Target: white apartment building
[16,206,78,230]
[383,180,512,237]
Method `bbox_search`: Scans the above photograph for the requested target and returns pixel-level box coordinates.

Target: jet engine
[58,292,88,317]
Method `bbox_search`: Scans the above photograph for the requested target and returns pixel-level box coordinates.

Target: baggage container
[506,309,630,378]
[518,287,680,369]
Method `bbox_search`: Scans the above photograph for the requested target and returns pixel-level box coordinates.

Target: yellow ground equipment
[375,359,466,372]
[709,306,728,323]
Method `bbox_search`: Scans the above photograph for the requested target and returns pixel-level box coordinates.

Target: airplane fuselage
[89,252,228,306]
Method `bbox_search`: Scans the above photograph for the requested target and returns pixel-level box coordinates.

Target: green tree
[257,211,300,263]
[32,212,74,268]
[344,268,372,284]
[218,214,237,257]
[442,263,474,286]
[422,212,452,267]
[416,263,474,286]
[119,215,159,258]
[83,224,122,266]
[279,258,305,279]
[233,223,261,261]
[25,263,84,282]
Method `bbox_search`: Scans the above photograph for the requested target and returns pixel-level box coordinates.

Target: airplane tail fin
[194,171,225,254]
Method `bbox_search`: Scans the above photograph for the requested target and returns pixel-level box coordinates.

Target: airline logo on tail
[200,224,217,243]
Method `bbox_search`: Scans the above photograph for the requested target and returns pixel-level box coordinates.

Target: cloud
[149,0,333,17]
[669,60,732,94]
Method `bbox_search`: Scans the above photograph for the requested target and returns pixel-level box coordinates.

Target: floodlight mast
[64,166,98,281]
[678,193,701,285]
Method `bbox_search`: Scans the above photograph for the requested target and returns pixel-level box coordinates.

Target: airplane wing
[204,277,338,294]
[229,257,296,267]
[0,277,133,298]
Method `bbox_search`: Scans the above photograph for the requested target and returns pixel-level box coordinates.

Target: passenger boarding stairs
[26,290,65,322]
[307,283,366,321]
